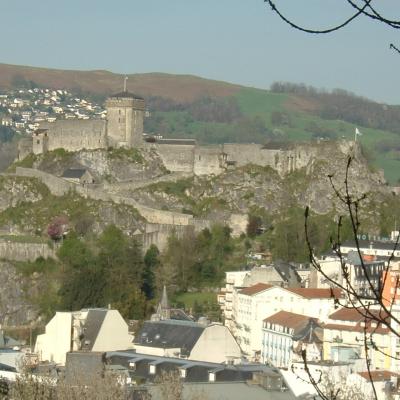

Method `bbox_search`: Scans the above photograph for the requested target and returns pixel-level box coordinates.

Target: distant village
[0,88,105,135]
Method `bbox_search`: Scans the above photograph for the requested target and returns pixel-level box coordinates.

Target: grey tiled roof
[156,139,196,145]
[106,351,276,384]
[109,91,144,100]
[80,309,107,350]
[134,320,204,355]
[343,240,399,251]
[61,168,87,179]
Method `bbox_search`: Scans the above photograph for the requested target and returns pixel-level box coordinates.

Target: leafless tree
[8,369,129,400]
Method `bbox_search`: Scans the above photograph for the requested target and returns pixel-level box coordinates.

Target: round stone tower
[105,91,145,148]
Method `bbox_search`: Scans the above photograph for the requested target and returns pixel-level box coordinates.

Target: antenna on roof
[123,76,128,92]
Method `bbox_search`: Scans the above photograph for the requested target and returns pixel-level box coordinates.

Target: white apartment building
[341,237,400,258]
[261,310,322,367]
[232,284,341,359]
[218,270,248,331]
[220,264,301,332]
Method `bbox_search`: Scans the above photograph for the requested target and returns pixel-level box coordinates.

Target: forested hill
[1,63,400,183]
[270,82,400,136]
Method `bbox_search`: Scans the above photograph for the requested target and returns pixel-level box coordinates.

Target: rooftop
[109,91,144,100]
[358,370,400,382]
[61,168,87,179]
[239,283,272,296]
[263,310,316,330]
[285,287,342,299]
[329,307,389,323]
[134,320,205,355]
[342,240,400,252]
[156,138,196,145]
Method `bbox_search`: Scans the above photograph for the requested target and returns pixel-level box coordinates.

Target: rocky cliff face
[0,174,146,237]
[0,176,46,213]
[127,142,390,220]
[29,147,167,183]
[0,261,38,326]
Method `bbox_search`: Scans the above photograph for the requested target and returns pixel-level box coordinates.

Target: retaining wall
[15,168,194,226]
[15,167,73,195]
[0,240,56,262]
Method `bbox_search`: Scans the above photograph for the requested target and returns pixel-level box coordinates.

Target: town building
[219,264,301,331]
[261,311,322,368]
[34,308,133,365]
[322,307,391,370]
[381,261,400,307]
[231,284,341,360]
[133,319,241,364]
[341,236,400,259]
[61,168,95,184]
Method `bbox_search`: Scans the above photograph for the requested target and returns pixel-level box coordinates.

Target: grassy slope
[235,88,400,184]
[156,87,400,183]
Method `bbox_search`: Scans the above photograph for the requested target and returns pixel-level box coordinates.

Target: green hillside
[145,87,400,184]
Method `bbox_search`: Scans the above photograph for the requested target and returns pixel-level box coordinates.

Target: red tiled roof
[286,287,342,299]
[239,283,273,296]
[329,307,390,323]
[358,370,400,382]
[323,322,388,335]
[263,310,316,329]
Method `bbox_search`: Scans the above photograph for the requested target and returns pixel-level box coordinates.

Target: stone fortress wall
[153,143,195,173]
[33,120,107,155]
[153,142,324,177]
[15,167,193,226]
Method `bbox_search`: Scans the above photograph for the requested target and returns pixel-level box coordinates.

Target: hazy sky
[2,1,399,103]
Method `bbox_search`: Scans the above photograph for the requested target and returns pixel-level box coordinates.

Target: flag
[355,127,362,136]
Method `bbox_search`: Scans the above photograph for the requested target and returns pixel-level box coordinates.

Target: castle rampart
[34,120,107,154]
[153,142,195,173]
[14,167,194,226]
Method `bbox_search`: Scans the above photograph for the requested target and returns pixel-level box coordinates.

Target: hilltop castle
[19,91,351,177]
[19,91,145,156]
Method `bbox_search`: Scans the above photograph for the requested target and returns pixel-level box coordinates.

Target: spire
[157,285,170,320]
[160,285,169,310]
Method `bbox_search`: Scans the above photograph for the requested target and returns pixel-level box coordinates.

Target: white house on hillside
[35,308,133,365]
